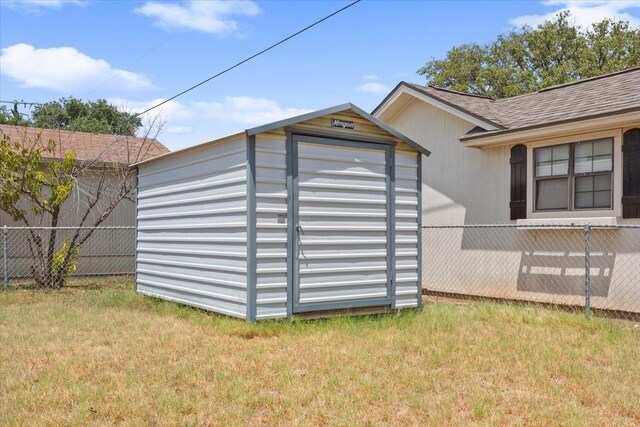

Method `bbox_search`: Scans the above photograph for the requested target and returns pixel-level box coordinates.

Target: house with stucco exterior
[373,67,640,313]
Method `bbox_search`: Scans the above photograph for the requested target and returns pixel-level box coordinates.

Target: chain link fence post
[584,224,591,317]
[3,226,8,291]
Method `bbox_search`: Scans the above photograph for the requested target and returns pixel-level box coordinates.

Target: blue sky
[1,0,639,150]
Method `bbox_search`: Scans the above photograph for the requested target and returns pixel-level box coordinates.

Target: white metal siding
[254,135,289,319]
[136,136,248,318]
[395,147,420,307]
[253,135,421,317]
[295,140,390,309]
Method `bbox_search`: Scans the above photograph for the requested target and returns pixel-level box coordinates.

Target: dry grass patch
[1,281,639,425]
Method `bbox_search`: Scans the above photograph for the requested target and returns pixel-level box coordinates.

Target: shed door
[292,135,393,313]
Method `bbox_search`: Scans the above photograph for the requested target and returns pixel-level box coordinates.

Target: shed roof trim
[246,103,430,156]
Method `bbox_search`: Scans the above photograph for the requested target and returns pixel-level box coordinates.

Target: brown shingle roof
[403,84,507,129]
[0,125,170,165]
[404,67,640,140]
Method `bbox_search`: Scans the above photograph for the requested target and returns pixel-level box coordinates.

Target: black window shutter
[623,128,640,218]
[510,144,527,220]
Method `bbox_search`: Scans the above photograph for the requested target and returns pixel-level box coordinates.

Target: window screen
[574,139,612,174]
[536,178,569,210]
[535,144,569,177]
[533,138,614,211]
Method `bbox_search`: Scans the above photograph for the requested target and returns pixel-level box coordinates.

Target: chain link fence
[422,224,640,320]
[3,224,640,321]
[1,226,135,289]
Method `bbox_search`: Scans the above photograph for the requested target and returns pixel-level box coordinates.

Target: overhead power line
[0,100,41,119]
[85,35,174,97]
[135,0,362,118]
[0,100,41,106]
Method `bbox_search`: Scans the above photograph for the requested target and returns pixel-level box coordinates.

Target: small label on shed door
[277,213,287,224]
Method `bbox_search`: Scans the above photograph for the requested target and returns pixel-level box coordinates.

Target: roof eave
[39,156,128,168]
[371,81,407,117]
[461,108,640,147]
[406,84,504,130]
[131,131,246,168]
[372,82,503,132]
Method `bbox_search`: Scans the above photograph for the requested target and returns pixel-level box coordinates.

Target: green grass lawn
[1,280,639,425]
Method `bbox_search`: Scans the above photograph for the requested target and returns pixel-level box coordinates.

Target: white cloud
[110,96,311,149]
[193,96,311,125]
[2,0,85,13]
[356,74,389,94]
[135,0,260,34]
[165,126,193,134]
[509,1,640,28]
[357,82,389,94]
[110,96,310,127]
[0,44,153,93]
[108,98,193,122]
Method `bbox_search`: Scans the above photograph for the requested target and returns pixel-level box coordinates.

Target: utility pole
[1,100,38,124]
[11,101,20,122]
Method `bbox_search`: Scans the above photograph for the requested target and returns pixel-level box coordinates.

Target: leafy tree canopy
[418,12,640,98]
[28,97,142,136]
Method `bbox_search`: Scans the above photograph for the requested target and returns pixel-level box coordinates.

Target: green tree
[0,122,160,288]
[31,97,142,136]
[581,19,640,75]
[418,12,640,98]
[1,134,78,287]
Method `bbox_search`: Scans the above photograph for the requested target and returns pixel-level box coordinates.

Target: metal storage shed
[133,103,430,321]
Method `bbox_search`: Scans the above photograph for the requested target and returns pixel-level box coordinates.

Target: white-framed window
[534,138,613,211]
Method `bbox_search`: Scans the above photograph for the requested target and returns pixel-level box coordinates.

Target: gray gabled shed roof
[247,102,430,156]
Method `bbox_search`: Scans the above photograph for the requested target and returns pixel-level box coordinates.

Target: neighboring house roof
[0,124,169,165]
[374,67,640,142]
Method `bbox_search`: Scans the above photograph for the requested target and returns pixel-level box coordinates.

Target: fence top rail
[2,226,135,230]
[3,224,639,230]
[422,223,640,229]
